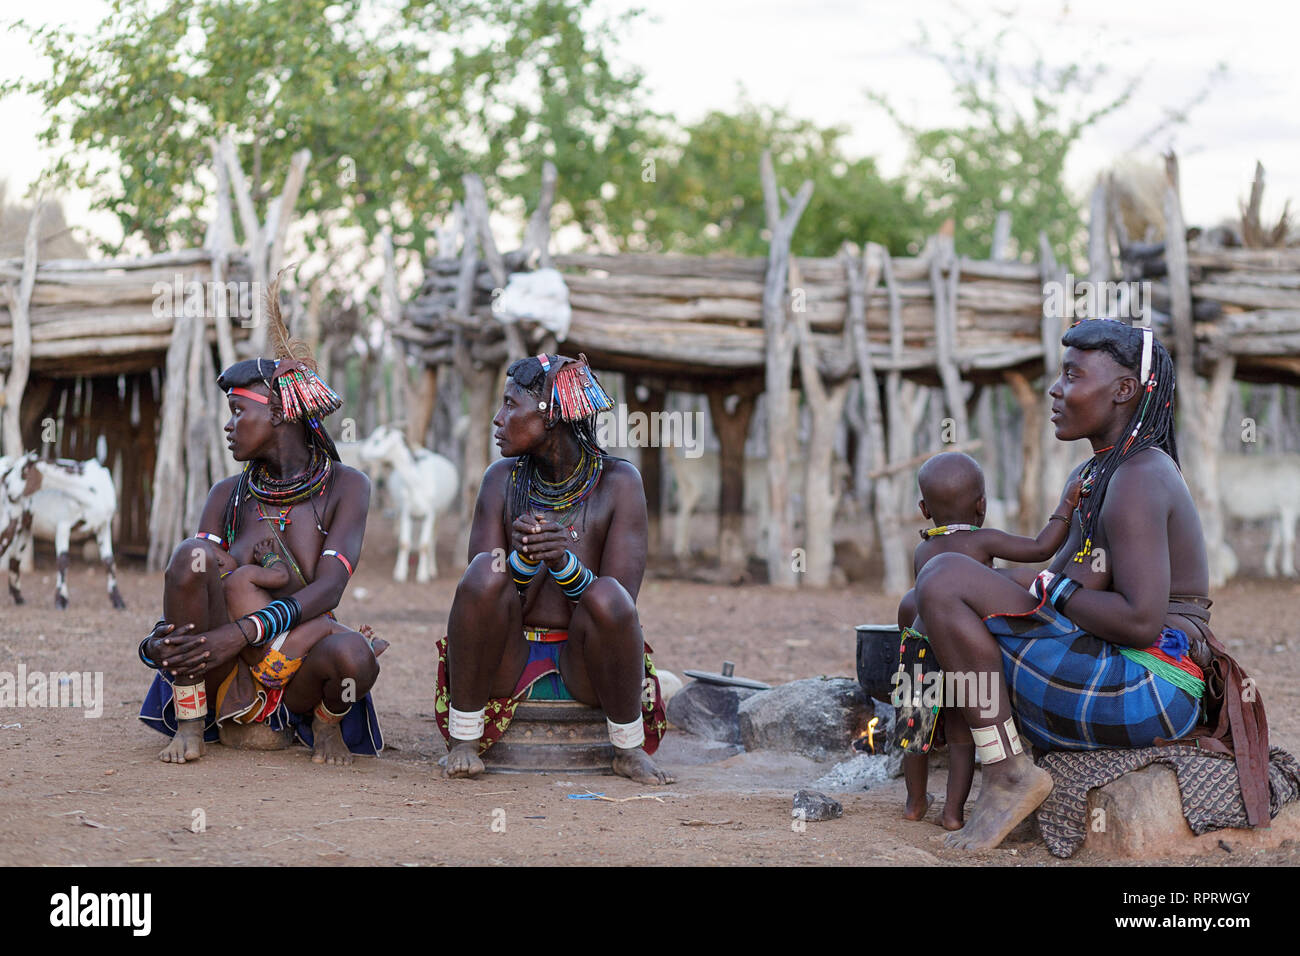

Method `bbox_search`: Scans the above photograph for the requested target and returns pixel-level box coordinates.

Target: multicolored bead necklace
[920,524,981,540]
[512,445,602,541]
[226,446,332,544]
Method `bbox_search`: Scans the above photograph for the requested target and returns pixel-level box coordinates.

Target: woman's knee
[576,577,636,632]
[455,551,512,603]
[312,630,379,686]
[165,538,225,591]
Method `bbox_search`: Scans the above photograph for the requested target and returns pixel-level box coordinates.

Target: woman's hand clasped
[148,620,243,682]
[513,512,572,572]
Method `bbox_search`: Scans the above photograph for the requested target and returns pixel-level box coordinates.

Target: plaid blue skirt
[985,596,1200,752]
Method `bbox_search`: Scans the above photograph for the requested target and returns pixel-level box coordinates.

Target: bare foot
[944,753,1052,850]
[159,718,205,764]
[310,717,354,766]
[443,740,485,778]
[902,791,934,822]
[358,624,389,658]
[941,804,965,831]
[611,747,675,785]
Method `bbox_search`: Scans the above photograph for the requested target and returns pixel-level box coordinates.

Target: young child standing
[896,452,1080,830]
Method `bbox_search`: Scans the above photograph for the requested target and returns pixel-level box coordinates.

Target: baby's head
[917,452,986,527]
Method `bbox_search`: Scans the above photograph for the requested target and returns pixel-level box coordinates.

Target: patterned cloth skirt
[984,592,1200,752]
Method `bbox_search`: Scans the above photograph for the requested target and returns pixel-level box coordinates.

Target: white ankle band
[971,724,1007,764]
[607,717,645,750]
[449,706,485,741]
[1004,717,1024,756]
[172,683,207,721]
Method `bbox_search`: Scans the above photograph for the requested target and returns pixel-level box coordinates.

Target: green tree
[6,0,657,262]
[870,17,1139,266]
[597,101,927,257]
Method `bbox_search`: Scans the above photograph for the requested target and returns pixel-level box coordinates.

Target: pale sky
[2,0,1296,251]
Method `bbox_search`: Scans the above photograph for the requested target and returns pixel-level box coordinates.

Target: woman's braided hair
[1061,320,1178,563]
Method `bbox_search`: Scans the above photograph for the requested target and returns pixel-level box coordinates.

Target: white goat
[0,453,125,609]
[1220,453,1300,577]
[1,453,39,604]
[358,425,459,582]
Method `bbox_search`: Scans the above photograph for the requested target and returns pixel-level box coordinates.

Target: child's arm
[897,588,918,630]
[234,565,292,590]
[976,477,1081,564]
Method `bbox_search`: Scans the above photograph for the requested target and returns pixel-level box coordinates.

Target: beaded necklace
[1073,443,1114,563]
[511,445,603,541]
[920,524,980,540]
[225,446,332,546]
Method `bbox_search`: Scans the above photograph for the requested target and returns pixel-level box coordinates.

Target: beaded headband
[533,353,614,425]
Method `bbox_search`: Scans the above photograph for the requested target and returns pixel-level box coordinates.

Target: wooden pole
[758,150,813,588]
[148,312,196,571]
[791,273,850,588]
[1163,151,1207,514]
[205,138,239,377]
[929,224,969,444]
[847,242,907,594]
[705,383,758,575]
[521,161,558,269]
[1004,369,1043,537]
[1088,180,1112,283]
[220,132,268,355]
[462,173,527,362]
[1038,231,1083,527]
[1,201,41,458]
[629,379,668,558]
[267,148,311,279]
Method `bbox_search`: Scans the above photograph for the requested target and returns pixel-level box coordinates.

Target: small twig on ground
[580,789,667,804]
[679,819,736,827]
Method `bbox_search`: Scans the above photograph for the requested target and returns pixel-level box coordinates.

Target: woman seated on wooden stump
[912,319,1269,850]
[137,279,383,767]
[436,353,672,784]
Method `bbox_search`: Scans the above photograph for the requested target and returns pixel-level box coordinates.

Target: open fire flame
[851,716,880,754]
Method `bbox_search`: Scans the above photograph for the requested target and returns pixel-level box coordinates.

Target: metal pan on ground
[682,661,771,691]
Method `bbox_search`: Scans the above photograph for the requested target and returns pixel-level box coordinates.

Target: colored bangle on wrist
[1049,512,1070,524]
[509,549,543,590]
[552,549,595,601]
[138,636,161,669]
[1047,574,1082,614]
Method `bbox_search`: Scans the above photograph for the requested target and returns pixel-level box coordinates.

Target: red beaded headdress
[535,352,614,425]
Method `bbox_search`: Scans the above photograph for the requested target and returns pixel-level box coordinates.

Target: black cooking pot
[856,624,901,704]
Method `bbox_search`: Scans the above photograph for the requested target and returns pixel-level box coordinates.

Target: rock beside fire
[793,789,842,822]
[666,680,762,744]
[738,677,872,760]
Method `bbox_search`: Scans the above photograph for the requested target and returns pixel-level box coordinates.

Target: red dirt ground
[1,522,1297,867]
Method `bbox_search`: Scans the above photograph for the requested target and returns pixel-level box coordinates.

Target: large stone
[1083,763,1300,858]
[666,680,760,744]
[793,789,842,822]
[738,677,873,760]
